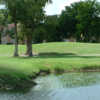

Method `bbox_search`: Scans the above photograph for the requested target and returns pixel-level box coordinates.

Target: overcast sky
[45,0,81,15]
[0,0,80,15]
[0,5,5,9]
[1,0,99,15]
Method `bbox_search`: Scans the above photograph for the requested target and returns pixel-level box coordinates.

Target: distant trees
[32,15,62,43]
[76,0,100,42]
[33,0,100,43]
[58,4,77,40]
[43,15,59,42]
[59,0,100,42]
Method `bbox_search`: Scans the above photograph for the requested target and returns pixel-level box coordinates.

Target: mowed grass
[0,42,100,78]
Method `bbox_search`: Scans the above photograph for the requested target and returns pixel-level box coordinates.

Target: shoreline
[0,68,100,92]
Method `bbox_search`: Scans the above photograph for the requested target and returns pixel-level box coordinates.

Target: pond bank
[0,72,100,100]
[0,67,100,92]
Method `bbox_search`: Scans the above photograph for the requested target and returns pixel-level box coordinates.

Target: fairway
[0,42,100,78]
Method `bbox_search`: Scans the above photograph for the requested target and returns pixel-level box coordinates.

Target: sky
[0,0,80,15]
[0,5,5,9]
[1,0,97,15]
[45,0,81,15]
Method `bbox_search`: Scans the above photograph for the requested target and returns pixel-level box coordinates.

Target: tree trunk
[26,35,33,57]
[0,32,1,44]
[14,22,19,57]
[0,28,3,44]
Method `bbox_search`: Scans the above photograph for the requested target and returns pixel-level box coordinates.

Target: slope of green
[0,42,100,78]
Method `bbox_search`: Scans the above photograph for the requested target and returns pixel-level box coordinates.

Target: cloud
[0,5,5,9]
[45,0,80,15]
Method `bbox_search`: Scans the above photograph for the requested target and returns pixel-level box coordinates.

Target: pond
[0,72,100,100]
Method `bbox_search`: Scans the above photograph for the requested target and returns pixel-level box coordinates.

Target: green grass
[0,42,100,78]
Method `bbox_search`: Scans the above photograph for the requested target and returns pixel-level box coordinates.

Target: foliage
[1,0,100,45]
[31,15,61,43]
[0,0,52,56]
[59,0,100,43]
[76,0,100,42]
[0,9,9,43]
[58,5,77,39]
[44,15,61,42]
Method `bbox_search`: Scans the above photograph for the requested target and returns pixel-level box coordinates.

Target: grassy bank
[1,42,100,76]
[0,42,100,90]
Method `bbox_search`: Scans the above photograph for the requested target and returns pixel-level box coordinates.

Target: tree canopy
[0,0,52,56]
[59,0,100,42]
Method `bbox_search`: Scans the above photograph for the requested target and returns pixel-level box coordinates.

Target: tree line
[28,0,100,44]
[25,0,100,43]
[0,0,100,57]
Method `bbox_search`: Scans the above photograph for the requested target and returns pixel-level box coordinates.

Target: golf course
[0,42,100,79]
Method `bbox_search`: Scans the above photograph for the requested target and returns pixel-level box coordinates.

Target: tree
[58,3,78,40]
[0,10,5,44]
[31,15,60,43]
[32,24,47,43]
[18,0,52,56]
[75,0,100,42]
[0,0,52,56]
[44,15,60,42]
[59,0,100,42]
[0,0,21,56]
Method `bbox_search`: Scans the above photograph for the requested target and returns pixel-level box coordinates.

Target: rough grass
[0,42,100,79]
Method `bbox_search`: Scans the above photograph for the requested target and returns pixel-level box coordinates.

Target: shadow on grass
[39,52,76,56]
[17,52,100,59]
[36,52,100,59]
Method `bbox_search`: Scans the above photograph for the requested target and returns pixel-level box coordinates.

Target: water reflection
[34,72,100,89]
[59,72,100,88]
[0,72,100,100]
